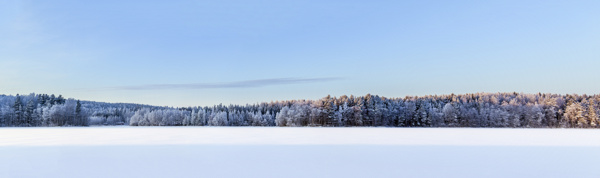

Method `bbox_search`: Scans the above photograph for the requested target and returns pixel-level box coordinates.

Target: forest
[0,92,598,128]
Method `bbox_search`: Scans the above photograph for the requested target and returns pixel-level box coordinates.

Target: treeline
[0,94,155,127]
[1,92,599,128]
[0,94,87,126]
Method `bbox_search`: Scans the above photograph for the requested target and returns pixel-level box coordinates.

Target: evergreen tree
[37,94,46,106]
[587,98,598,128]
[13,94,23,126]
[49,94,56,106]
[56,95,66,105]
[76,100,82,126]
[25,99,35,126]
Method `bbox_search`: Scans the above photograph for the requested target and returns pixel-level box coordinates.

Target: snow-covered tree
[564,102,585,128]
[443,103,458,127]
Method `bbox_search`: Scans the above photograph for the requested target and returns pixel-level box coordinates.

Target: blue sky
[1,0,599,107]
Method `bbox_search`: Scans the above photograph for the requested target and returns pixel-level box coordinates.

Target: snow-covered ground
[1,127,599,178]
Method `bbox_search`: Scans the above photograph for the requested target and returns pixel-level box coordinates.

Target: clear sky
[1,0,599,107]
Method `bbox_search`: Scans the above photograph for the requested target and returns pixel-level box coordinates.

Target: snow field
[1,127,599,178]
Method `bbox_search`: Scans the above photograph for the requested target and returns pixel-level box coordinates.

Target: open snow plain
[1,127,599,178]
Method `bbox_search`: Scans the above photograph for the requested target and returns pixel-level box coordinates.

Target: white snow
[1,127,599,178]
[2,127,600,146]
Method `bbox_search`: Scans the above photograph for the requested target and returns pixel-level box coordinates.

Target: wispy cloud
[96,77,343,91]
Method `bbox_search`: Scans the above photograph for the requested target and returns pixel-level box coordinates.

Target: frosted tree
[442,103,458,127]
[199,109,209,126]
[148,110,163,126]
[383,101,399,126]
[13,94,23,126]
[75,100,82,126]
[229,110,246,126]
[309,107,324,126]
[563,102,585,128]
[543,98,558,127]
[400,101,417,127]
[129,108,150,126]
[414,101,430,127]
[503,99,522,128]
[275,106,290,126]
[291,103,310,126]
[183,110,193,126]
[263,111,274,126]
[209,111,228,126]
[332,107,343,126]
[459,107,478,127]
[427,107,443,127]
[251,112,267,126]
[524,104,544,128]
[586,98,598,128]
[341,104,362,126]
[24,99,35,126]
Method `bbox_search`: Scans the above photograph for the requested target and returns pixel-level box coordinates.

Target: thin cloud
[100,77,343,91]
